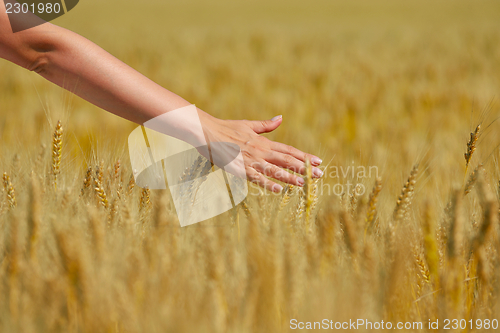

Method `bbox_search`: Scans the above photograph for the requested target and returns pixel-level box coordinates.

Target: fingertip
[272,184,283,193]
[311,156,322,166]
[312,167,324,178]
[252,117,282,134]
[271,115,283,122]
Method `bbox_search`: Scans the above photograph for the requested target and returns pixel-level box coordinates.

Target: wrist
[196,108,224,145]
[143,104,207,148]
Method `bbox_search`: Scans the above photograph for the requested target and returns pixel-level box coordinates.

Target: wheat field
[1,0,500,332]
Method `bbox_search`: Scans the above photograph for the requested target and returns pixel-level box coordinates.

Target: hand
[198,111,323,193]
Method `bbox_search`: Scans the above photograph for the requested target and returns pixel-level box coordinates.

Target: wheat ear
[365,177,382,236]
[113,160,121,182]
[412,245,430,284]
[127,175,135,197]
[81,166,93,196]
[139,187,151,211]
[3,172,17,208]
[241,199,255,223]
[278,185,294,213]
[464,164,483,196]
[393,164,419,222]
[52,120,63,190]
[349,183,362,218]
[464,124,480,178]
[309,179,320,217]
[94,171,109,209]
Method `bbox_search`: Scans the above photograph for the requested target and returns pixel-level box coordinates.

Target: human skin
[0,0,323,192]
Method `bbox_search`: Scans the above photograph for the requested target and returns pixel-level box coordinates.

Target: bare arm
[0,6,191,125]
[0,2,323,192]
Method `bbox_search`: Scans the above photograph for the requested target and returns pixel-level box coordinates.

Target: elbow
[0,23,57,75]
[1,42,52,75]
[26,52,50,74]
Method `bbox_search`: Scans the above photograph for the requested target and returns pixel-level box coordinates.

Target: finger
[252,161,305,186]
[265,152,306,175]
[247,115,282,134]
[271,142,322,166]
[266,151,324,178]
[246,167,283,193]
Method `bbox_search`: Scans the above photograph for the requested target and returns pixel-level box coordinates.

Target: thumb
[248,115,282,134]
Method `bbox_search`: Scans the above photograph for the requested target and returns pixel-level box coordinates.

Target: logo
[4,0,79,33]
[128,105,248,227]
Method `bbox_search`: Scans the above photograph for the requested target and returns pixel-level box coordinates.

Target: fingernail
[273,184,283,192]
[311,157,322,165]
[313,168,324,178]
[297,177,305,186]
[271,115,282,121]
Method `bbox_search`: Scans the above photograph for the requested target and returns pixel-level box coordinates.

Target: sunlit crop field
[1,0,500,332]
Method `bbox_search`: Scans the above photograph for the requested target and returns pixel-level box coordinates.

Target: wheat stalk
[35,143,46,176]
[293,188,306,225]
[187,158,213,206]
[127,175,135,197]
[447,189,464,261]
[464,124,480,179]
[304,158,313,228]
[393,164,419,222]
[94,173,109,209]
[309,179,320,217]
[139,187,151,211]
[11,154,20,180]
[179,155,204,186]
[53,227,86,307]
[471,178,496,252]
[81,166,93,196]
[421,200,439,287]
[241,199,255,223]
[2,172,17,208]
[7,210,20,319]
[108,198,119,228]
[278,185,294,213]
[413,245,430,284]
[96,161,104,186]
[52,120,63,190]
[464,164,483,196]
[113,160,121,182]
[365,177,382,236]
[27,173,41,261]
[340,209,357,256]
[88,207,105,257]
[349,183,362,218]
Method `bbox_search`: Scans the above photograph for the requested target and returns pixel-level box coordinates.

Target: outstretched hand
[198,111,323,193]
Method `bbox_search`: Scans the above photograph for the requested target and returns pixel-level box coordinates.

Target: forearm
[23,25,191,124]
[0,18,212,145]
[0,1,213,147]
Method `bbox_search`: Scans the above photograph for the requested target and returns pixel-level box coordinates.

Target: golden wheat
[365,177,382,235]
[94,173,109,209]
[2,172,16,208]
[52,120,63,190]
[464,124,480,174]
[393,164,419,222]
[278,184,294,213]
[0,1,499,330]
